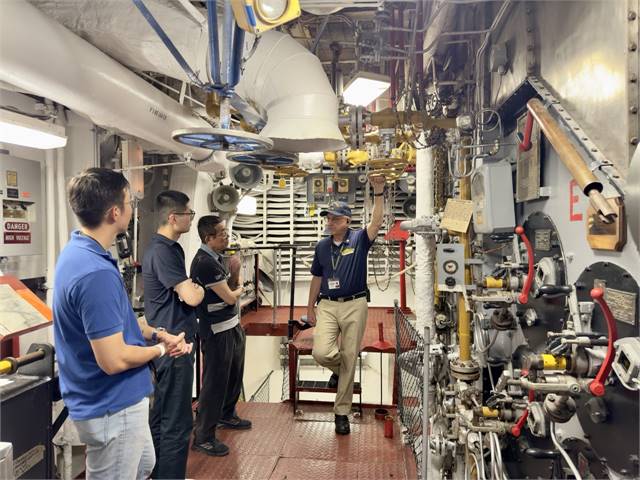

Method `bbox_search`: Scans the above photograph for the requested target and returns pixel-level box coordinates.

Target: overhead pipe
[0,0,216,162]
[235,30,345,153]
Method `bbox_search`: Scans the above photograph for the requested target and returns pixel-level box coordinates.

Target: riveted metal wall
[491,0,636,175]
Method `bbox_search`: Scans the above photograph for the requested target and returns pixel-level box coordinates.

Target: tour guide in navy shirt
[54,168,190,479]
[307,175,386,435]
[142,190,204,479]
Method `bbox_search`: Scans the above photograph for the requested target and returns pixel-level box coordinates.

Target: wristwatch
[151,327,166,343]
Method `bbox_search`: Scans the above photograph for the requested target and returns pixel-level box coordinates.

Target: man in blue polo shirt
[54,168,190,479]
[143,190,204,479]
[307,175,386,435]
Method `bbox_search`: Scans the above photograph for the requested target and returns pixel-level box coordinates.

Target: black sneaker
[328,373,339,389]
[335,414,350,435]
[218,415,252,430]
[191,437,230,457]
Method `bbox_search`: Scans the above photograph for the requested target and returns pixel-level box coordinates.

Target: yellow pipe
[484,276,505,289]
[481,407,500,418]
[541,354,568,370]
[458,173,472,362]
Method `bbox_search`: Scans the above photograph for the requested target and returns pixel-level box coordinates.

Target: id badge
[328,277,341,290]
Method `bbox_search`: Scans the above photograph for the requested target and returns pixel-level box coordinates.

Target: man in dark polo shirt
[142,190,204,479]
[190,215,250,456]
[307,175,386,435]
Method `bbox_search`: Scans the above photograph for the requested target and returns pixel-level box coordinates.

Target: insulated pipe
[525,99,616,222]
[414,142,435,334]
[0,0,214,161]
[45,149,56,307]
[235,31,345,153]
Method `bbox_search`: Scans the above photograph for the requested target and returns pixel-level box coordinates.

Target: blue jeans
[74,397,155,480]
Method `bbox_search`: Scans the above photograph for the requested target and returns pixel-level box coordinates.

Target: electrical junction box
[471,160,515,234]
[0,153,43,257]
[306,173,366,205]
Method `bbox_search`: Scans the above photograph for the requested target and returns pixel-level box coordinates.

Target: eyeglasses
[172,210,196,219]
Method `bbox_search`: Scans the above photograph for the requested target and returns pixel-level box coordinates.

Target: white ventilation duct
[0,0,217,163]
[23,1,345,154]
[236,31,345,153]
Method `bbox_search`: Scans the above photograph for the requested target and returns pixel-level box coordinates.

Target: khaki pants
[312,296,368,415]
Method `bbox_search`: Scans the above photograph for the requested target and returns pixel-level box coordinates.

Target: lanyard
[331,243,345,274]
[330,230,351,275]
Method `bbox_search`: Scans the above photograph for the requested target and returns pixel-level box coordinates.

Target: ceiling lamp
[172,128,273,152]
[343,71,391,107]
[231,0,301,34]
[0,108,67,149]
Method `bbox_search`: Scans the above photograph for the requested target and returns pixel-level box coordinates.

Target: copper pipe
[526,98,616,223]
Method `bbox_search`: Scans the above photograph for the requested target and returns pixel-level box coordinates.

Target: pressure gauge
[443,260,459,275]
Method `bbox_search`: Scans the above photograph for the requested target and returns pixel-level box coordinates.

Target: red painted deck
[186,402,416,480]
[241,306,397,354]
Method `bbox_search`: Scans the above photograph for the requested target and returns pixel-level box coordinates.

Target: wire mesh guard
[249,370,274,403]
[394,304,425,478]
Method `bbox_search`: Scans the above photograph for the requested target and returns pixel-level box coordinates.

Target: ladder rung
[296,380,362,394]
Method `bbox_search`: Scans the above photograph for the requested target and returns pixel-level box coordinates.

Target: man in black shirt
[190,215,250,456]
[142,190,204,479]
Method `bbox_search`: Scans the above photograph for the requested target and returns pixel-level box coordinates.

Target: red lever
[589,288,618,397]
[511,408,529,437]
[519,111,534,152]
[511,389,535,437]
[515,226,534,304]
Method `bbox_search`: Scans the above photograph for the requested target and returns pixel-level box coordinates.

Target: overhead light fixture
[231,0,301,34]
[343,71,391,107]
[0,108,67,149]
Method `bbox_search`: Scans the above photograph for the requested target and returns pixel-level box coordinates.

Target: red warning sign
[4,221,30,232]
[4,232,31,244]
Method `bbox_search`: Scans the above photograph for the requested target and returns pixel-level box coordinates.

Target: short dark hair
[67,168,129,229]
[197,215,223,243]
[156,190,190,225]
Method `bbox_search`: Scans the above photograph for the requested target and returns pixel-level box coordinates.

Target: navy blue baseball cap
[320,201,352,218]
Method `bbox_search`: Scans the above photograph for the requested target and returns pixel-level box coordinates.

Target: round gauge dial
[443,260,458,274]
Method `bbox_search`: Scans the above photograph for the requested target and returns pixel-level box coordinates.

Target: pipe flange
[349,106,365,149]
[450,359,481,381]
[544,394,577,423]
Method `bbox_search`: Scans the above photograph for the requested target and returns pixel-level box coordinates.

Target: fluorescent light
[343,71,391,107]
[236,195,257,216]
[0,108,67,149]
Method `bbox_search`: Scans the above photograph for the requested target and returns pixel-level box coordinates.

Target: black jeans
[194,324,246,443]
[150,352,194,479]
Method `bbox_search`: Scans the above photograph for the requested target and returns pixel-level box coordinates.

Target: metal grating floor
[187,402,414,479]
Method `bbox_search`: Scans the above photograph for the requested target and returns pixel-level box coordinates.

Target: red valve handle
[511,389,535,437]
[589,288,618,397]
[511,408,529,437]
[515,226,534,304]
[519,111,534,152]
